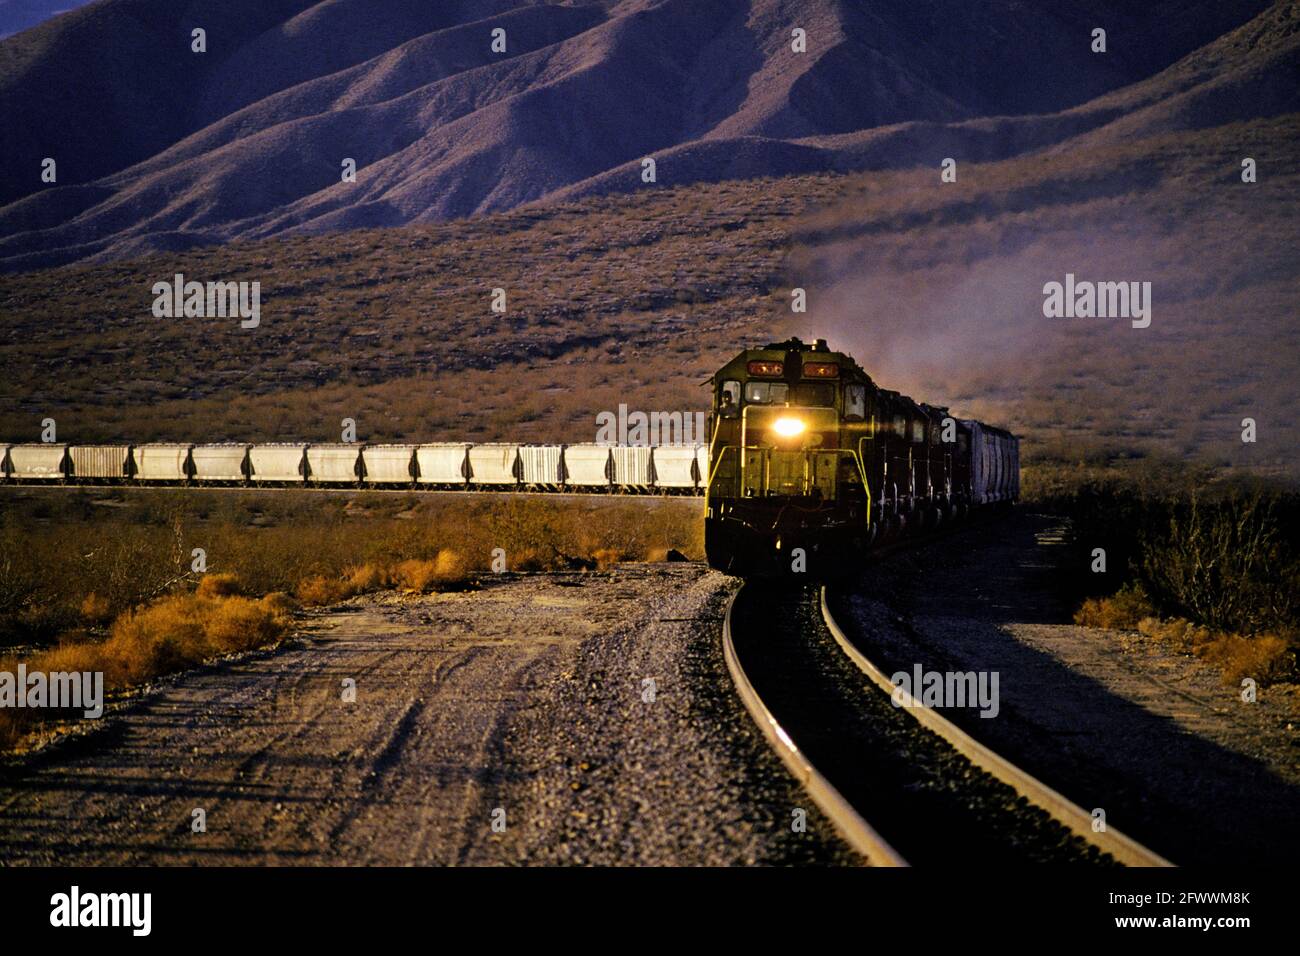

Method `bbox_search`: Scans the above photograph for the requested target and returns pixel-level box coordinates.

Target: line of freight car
[0,442,710,494]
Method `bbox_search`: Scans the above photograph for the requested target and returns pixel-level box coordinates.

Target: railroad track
[723,581,1173,867]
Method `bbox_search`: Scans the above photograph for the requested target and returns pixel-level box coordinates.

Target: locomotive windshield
[743,381,787,404]
[738,381,835,406]
[789,383,834,406]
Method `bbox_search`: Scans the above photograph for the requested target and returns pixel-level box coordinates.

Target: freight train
[0,441,707,493]
[704,338,1018,576]
[2,338,1017,579]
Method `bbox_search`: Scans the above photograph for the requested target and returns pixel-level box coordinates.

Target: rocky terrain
[0,565,855,865]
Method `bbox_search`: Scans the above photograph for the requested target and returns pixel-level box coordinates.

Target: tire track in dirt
[0,566,855,865]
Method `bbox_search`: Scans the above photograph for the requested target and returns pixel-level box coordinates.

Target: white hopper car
[2,443,708,494]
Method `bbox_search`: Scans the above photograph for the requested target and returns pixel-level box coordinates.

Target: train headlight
[771,417,806,438]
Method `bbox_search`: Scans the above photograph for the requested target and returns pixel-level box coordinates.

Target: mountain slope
[0,0,1281,270]
[0,0,92,39]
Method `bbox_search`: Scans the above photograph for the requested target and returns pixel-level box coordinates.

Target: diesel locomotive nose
[702,340,1019,578]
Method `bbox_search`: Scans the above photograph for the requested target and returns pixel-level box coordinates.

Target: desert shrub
[1137,616,1296,686]
[105,592,291,682]
[509,549,546,572]
[432,550,471,584]
[391,551,475,592]
[293,563,391,606]
[1141,493,1300,634]
[1137,616,1214,652]
[203,596,288,653]
[392,559,440,592]
[0,590,293,751]
[79,592,114,625]
[295,575,353,607]
[31,640,117,679]
[196,573,242,598]
[1073,582,1155,630]
[345,563,388,593]
[0,490,703,650]
[1064,483,1300,637]
[1195,632,1294,686]
[260,592,298,616]
[105,595,212,683]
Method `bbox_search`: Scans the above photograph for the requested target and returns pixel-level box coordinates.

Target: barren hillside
[0,0,1278,269]
[0,1,1296,480]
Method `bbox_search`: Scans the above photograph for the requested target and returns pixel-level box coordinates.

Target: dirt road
[0,565,855,866]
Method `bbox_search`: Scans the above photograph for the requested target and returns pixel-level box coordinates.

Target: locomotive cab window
[789,382,834,407]
[844,384,866,420]
[744,381,789,405]
[719,380,741,416]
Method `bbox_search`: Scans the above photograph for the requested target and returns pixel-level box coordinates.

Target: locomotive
[703,338,1018,576]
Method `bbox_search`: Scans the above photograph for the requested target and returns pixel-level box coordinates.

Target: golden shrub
[106,596,208,683]
[259,592,298,618]
[1073,583,1156,630]
[2,589,293,752]
[294,575,352,607]
[196,573,243,598]
[392,559,440,592]
[1196,632,1293,686]
[433,550,471,584]
[203,596,287,653]
[1137,616,1212,651]
[102,592,289,684]
[345,563,388,593]
[591,548,622,570]
[28,641,109,676]
[510,548,547,572]
[78,592,113,625]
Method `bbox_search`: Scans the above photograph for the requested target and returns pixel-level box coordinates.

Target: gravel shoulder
[0,565,856,866]
[831,511,1300,867]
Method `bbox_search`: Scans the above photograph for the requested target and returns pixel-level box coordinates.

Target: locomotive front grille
[741,448,842,498]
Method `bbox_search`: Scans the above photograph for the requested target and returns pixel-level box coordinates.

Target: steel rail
[819,586,1174,868]
[721,584,908,866]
